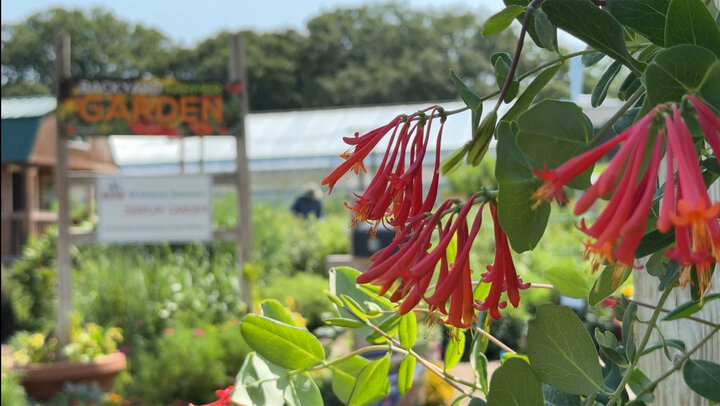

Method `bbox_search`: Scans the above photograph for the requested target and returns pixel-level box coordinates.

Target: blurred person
[291,184,324,219]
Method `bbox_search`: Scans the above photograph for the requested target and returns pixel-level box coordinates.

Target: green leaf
[533,8,558,52]
[543,265,590,299]
[347,355,391,406]
[341,294,368,321]
[503,0,555,51]
[495,121,550,252]
[543,383,581,406]
[483,5,526,37]
[399,312,417,349]
[502,63,562,123]
[699,60,720,112]
[259,298,296,326]
[617,72,641,101]
[232,352,286,405]
[365,313,401,344]
[493,53,520,103]
[663,293,720,321]
[644,45,717,106]
[330,355,369,404]
[683,359,720,402]
[628,369,655,404]
[622,302,637,361]
[588,265,631,306]
[445,328,466,371]
[241,314,325,370]
[591,60,622,107]
[285,372,323,406]
[606,0,668,46]
[330,266,396,339]
[469,398,488,406]
[470,334,490,393]
[398,355,416,395]
[581,52,605,67]
[487,358,544,406]
[542,0,643,73]
[323,317,365,328]
[665,0,720,56]
[527,304,605,395]
[658,260,680,291]
[641,339,686,357]
[635,229,676,258]
[450,70,483,131]
[516,99,594,189]
[450,70,483,113]
[594,328,628,366]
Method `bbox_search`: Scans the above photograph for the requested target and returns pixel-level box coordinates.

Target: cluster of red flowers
[323,108,528,327]
[532,95,720,294]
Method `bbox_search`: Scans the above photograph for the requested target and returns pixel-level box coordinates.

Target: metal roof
[1,96,56,119]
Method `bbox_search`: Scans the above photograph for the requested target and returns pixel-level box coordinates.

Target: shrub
[123,321,250,406]
[1,360,28,406]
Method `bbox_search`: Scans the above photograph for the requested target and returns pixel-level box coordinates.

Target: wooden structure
[51,34,252,346]
[1,97,116,262]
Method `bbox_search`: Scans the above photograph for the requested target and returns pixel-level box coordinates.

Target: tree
[1,8,174,96]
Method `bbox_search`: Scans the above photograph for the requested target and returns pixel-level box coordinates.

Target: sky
[1,0,509,46]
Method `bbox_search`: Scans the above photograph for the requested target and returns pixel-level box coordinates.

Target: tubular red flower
[532,96,719,294]
[190,385,235,406]
[323,107,444,234]
[474,203,529,320]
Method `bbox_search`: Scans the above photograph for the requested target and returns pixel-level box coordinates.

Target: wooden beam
[229,34,253,305]
[54,33,72,349]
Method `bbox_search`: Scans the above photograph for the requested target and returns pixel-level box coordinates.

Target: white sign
[97,175,212,243]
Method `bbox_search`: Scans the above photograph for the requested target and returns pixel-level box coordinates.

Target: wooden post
[228,34,252,305]
[54,33,72,348]
[633,181,720,405]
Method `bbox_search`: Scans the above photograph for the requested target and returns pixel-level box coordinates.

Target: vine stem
[633,326,720,399]
[589,86,645,145]
[605,283,675,406]
[494,0,545,112]
[628,299,720,329]
[349,309,482,397]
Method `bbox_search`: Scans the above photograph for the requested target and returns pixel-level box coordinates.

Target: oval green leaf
[588,265,631,306]
[399,312,417,349]
[683,359,720,402]
[516,99,594,190]
[347,355,391,406]
[663,293,720,321]
[259,298,296,326]
[543,265,589,299]
[495,121,550,253]
[483,5,526,37]
[330,355,369,404]
[241,314,325,370]
[487,358,543,406]
[644,45,717,106]
[665,0,720,56]
[527,304,604,395]
[445,329,466,371]
[285,372,323,406]
[398,355,416,395]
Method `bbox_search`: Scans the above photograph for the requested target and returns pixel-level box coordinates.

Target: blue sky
[1,0,508,46]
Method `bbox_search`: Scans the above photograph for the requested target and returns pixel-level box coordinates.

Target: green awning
[1,117,41,162]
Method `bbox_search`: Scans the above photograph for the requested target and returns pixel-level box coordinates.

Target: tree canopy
[1,4,568,110]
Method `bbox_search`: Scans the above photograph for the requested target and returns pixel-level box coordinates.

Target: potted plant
[8,318,126,401]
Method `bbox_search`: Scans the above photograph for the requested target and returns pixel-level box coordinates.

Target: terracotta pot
[18,351,127,401]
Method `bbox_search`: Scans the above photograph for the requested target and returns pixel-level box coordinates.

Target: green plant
[124,321,250,406]
[9,318,122,365]
[1,360,29,406]
[4,229,57,332]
